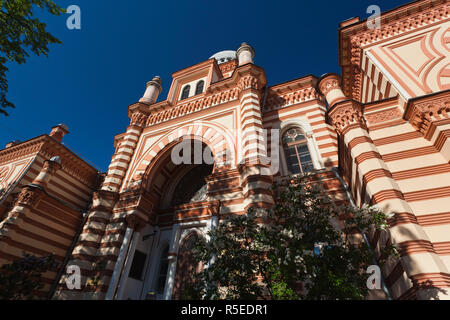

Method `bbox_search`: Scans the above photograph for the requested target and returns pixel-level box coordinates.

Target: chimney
[5,140,21,148]
[139,76,162,104]
[49,124,69,142]
[236,42,255,66]
[32,156,62,189]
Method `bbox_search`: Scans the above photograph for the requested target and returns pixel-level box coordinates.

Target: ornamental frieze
[219,60,237,74]
[319,78,340,97]
[328,101,367,134]
[264,87,320,112]
[365,107,403,125]
[405,94,450,135]
[39,144,99,187]
[350,6,449,48]
[0,140,43,164]
[341,2,449,101]
[146,87,239,126]
[15,186,43,208]
[130,111,148,127]
[237,75,259,91]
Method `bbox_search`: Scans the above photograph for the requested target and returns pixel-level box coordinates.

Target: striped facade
[1,0,450,300]
[0,128,100,298]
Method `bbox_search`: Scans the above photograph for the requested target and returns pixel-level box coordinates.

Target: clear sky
[1,0,409,172]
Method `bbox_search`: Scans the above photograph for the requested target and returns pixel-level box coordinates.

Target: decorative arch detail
[124,122,237,190]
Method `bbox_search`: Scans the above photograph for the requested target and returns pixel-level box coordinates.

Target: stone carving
[238,75,259,91]
[146,87,239,126]
[341,2,449,101]
[15,186,42,207]
[219,60,237,74]
[319,78,340,97]
[352,7,449,48]
[365,107,403,125]
[407,95,450,135]
[328,101,367,134]
[130,111,148,127]
[265,87,320,111]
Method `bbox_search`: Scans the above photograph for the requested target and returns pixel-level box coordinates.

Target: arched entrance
[130,138,219,300]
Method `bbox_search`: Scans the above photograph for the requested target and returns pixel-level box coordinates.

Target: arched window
[195,81,204,95]
[282,128,314,174]
[156,245,169,295]
[181,85,190,100]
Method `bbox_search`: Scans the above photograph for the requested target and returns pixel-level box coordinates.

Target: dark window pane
[282,127,314,175]
[195,81,204,95]
[181,85,190,100]
[156,248,169,294]
[129,250,147,280]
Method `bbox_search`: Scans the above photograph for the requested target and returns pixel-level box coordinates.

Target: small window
[128,250,147,280]
[181,85,190,100]
[282,128,314,174]
[195,80,204,95]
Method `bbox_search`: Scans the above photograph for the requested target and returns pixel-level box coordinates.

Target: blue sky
[1,0,408,172]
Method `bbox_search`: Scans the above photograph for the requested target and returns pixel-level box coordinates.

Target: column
[318,73,450,300]
[236,43,273,212]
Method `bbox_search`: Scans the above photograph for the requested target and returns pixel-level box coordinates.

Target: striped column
[102,111,147,192]
[319,74,450,300]
[237,68,273,211]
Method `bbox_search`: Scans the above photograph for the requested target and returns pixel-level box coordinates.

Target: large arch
[124,121,237,191]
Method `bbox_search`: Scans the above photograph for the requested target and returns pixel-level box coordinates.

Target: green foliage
[189,174,397,300]
[0,0,64,115]
[0,253,58,300]
[86,260,107,289]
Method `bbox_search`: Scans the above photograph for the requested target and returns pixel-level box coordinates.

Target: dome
[209,50,236,65]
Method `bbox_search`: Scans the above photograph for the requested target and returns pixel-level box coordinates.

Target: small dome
[209,50,236,65]
[50,156,62,164]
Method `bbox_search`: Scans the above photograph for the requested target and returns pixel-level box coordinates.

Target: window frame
[155,245,170,296]
[180,85,191,100]
[195,80,205,95]
[281,127,315,175]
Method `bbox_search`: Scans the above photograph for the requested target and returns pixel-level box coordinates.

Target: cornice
[339,0,449,100]
[0,135,46,165]
[269,75,318,93]
[39,137,100,187]
[0,135,100,187]
[404,89,450,136]
[264,87,323,112]
[171,58,217,78]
